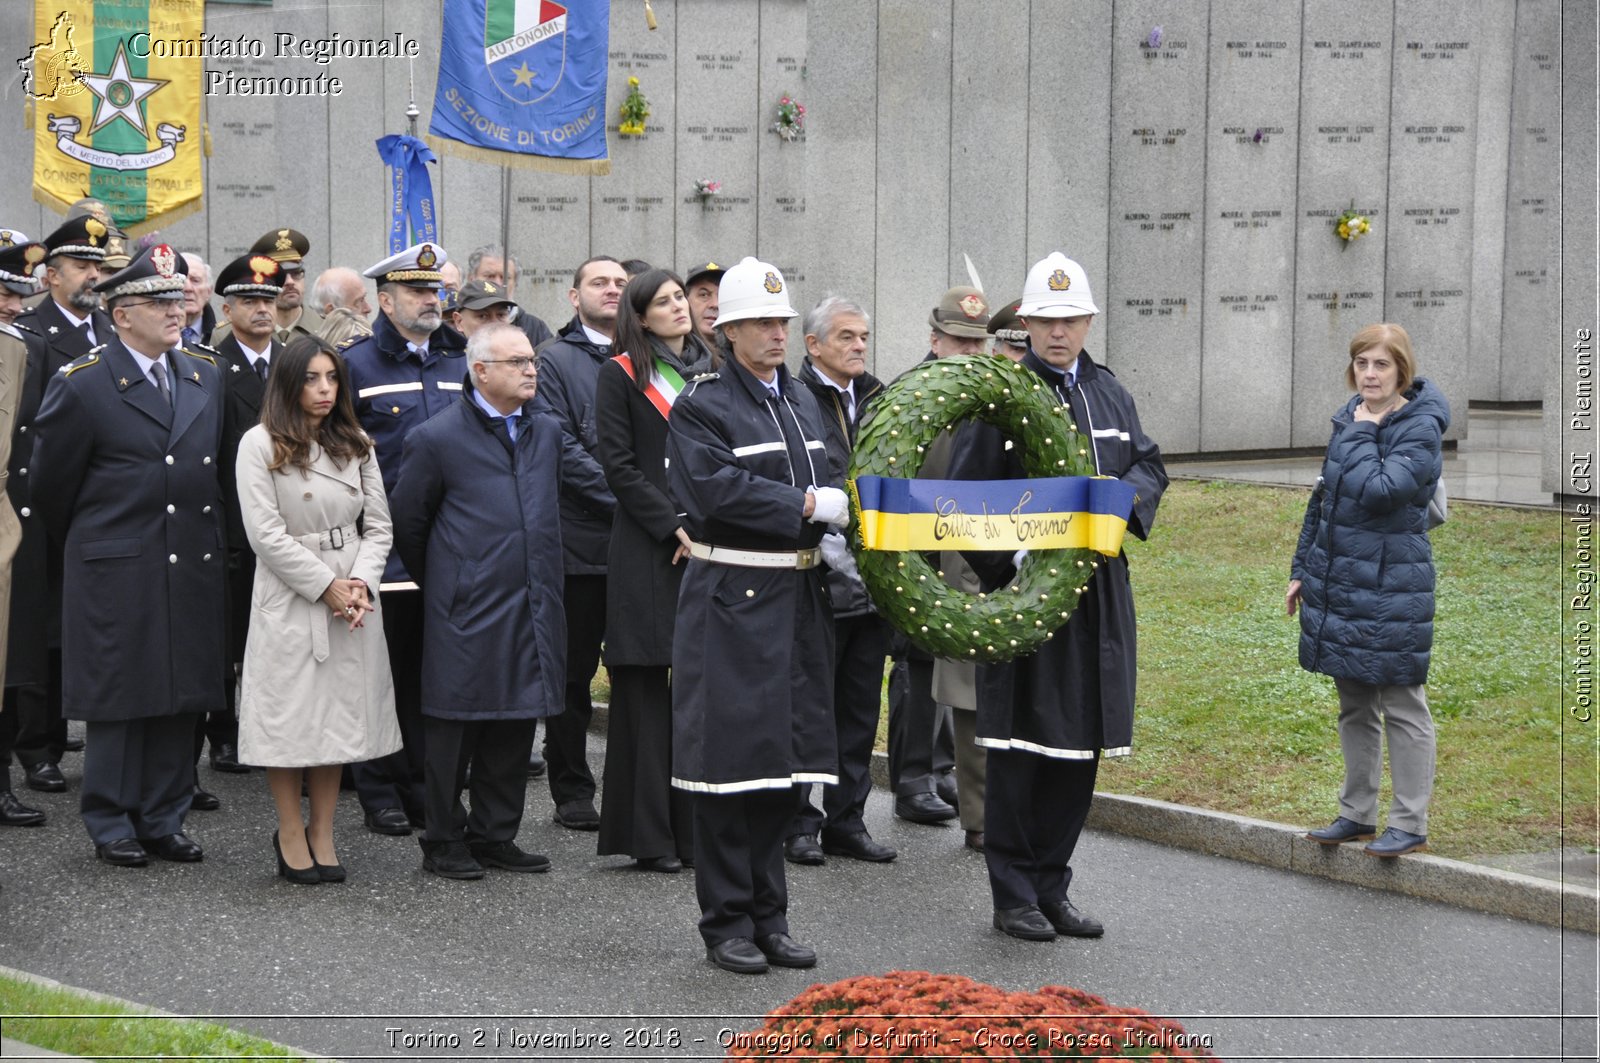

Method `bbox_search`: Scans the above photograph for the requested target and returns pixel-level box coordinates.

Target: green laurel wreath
[848,355,1101,663]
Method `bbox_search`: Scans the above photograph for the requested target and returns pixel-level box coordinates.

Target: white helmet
[713,256,798,327]
[1018,252,1099,318]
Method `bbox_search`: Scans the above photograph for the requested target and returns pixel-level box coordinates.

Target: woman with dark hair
[592,269,698,871]
[1289,322,1449,858]
[236,335,400,883]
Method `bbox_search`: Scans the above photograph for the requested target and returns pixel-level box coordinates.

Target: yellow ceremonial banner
[23,0,205,234]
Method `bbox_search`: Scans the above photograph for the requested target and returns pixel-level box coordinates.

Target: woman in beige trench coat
[236,336,400,883]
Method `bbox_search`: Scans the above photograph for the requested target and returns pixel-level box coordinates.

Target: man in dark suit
[30,244,228,867]
[10,215,118,794]
[203,253,290,780]
[0,230,49,827]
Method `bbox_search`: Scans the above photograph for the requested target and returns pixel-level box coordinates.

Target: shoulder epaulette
[689,371,720,382]
[337,336,361,350]
[62,350,102,377]
[13,321,38,337]
[179,347,217,365]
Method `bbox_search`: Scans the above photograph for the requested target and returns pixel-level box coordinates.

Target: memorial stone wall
[0,0,1569,484]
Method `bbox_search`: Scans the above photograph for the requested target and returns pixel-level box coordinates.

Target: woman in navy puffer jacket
[1287,323,1450,858]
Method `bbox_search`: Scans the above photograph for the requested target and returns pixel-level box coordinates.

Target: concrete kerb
[0,966,334,1062]
[850,746,1598,935]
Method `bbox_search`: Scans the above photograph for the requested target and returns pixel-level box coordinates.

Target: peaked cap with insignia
[249,228,310,273]
[0,230,47,295]
[216,253,284,298]
[42,214,111,263]
[364,242,448,290]
[454,278,516,311]
[93,242,188,301]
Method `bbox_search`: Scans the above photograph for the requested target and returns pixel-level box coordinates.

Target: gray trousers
[1334,677,1435,834]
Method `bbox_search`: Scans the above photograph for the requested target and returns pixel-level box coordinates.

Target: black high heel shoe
[313,858,346,883]
[274,831,320,885]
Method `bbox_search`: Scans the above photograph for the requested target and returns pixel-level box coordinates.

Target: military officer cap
[102,231,134,270]
[454,278,516,312]
[249,228,310,274]
[65,197,114,225]
[0,230,47,295]
[986,297,1028,344]
[682,261,726,288]
[364,242,448,290]
[929,285,991,338]
[93,242,188,302]
[215,253,284,298]
[41,214,112,263]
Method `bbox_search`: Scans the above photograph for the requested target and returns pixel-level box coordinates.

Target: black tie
[255,357,269,382]
[78,321,92,344]
[150,361,171,406]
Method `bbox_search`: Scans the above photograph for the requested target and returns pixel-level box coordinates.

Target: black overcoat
[30,338,228,721]
[949,350,1167,759]
[665,358,838,793]
[5,322,51,687]
[594,347,695,666]
[533,319,616,574]
[390,383,567,721]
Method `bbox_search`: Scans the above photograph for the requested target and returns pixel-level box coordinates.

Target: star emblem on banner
[81,40,167,137]
[511,61,537,88]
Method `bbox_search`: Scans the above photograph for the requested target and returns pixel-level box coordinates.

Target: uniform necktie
[78,321,92,345]
[180,326,199,348]
[254,357,269,382]
[276,328,292,347]
[150,361,171,406]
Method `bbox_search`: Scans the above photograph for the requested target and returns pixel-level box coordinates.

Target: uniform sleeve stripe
[1091,428,1131,441]
[357,382,425,399]
[436,382,462,391]
[731,441,785,457]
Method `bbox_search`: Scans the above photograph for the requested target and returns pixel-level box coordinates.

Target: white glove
[1012,548,1029,571]
[808,486,850,527]
[819,531,859,581]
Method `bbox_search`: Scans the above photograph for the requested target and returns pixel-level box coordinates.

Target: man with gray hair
[466,244,552,349]
[391,321,565,879]
[783,295,897,866]
[309,267,373,321]
[179,253,213,348]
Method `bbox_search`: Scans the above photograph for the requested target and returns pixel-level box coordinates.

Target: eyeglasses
[480,356,538,372]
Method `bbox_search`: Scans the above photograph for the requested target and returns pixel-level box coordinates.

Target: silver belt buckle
[327,526,345,550]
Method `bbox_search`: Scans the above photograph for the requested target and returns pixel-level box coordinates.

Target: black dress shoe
[63,737,85,753]
[822,829,897,863]
[706,937,768,974]
[634,855,682,873]
[755,933,816,968]
[364,807,413,836]
[96,838,148,867]
[421,840,486,880]
[469,840,551,873]
[783,833,825,865]
[23,762,65,793]
[1039,898,1104,938]
[0,790,45,826]
[209,743,249,774]
[964,830,985,852]
[935,772,960,812]
[993,905,1056,941]
[894,791,958,824]
[527,749,547,778]
[190,785,221,812]
[143,832,203,862]
[552,799,600,830]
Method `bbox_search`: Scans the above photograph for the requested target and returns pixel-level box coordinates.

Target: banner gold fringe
[23,98,32,130]
[425,133,610,176]
[645,0,657,29]
[31,186,205,236]
[203,122,212,156]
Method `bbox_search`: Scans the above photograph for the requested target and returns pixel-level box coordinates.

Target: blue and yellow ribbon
[854,476,1137,556]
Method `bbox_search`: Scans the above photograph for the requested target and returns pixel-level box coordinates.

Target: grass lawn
[592,481,1577,859]
[0,973,309,1060]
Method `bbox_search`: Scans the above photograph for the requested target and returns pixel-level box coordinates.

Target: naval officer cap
[0,230,46,295]
[364,242,448,290]
[93,242,188,302]
[41,214,111,263]
[215,253,284,298]
[929,286,991,338]
[250,228,311,273]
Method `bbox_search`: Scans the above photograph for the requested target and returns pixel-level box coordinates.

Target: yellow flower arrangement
[618,75,649,137]
[1336,202,1372,248]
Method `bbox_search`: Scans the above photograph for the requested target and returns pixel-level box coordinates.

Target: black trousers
[545,573,603,806]
[983,747,1099,909]
[790,613,889,838]
[190,550,252,765]
[350,591,428,819]
[421,716,537,844]
[79,714,197,844]
[887,656,955,795]
[11,648,67,767]
[693,788,792,946]
[598,665,692,860]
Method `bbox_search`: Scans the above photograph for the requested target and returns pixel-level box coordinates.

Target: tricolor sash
[612,353,685,420]
[853,475,1137,556]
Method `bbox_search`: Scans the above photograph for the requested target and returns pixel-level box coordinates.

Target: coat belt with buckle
[688,541,820,570]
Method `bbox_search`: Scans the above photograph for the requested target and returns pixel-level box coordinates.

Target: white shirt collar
[581,323,612,348]
[125,346,170,384]
[55,303,91,334]
[236,336,272,361]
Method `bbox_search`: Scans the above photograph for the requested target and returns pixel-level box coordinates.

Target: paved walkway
[1,743,1595,1063]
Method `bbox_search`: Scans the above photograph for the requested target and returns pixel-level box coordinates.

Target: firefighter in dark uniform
[30,244,228,866]
[666,258,849,975]
[339,242,467,836]
[0,231,48,826]
[949,253,1167,941]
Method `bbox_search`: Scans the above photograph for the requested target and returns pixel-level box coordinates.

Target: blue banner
[375,134,438,254]
[427,0,611,175]
[853,476,1138,556]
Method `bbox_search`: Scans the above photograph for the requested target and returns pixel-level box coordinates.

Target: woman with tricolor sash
[593,269,701,873]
